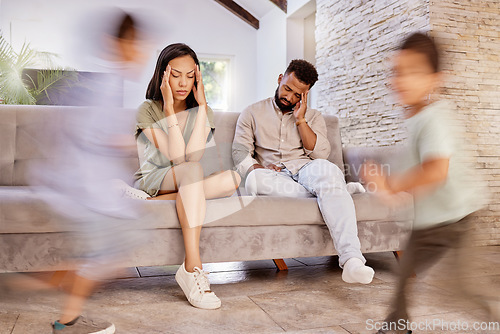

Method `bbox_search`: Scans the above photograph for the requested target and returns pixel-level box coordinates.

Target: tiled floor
[1,247,499,333]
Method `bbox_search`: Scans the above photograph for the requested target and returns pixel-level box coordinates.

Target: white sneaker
[111,179,150,200]
[342,257,375,284]
[52,315,115,333]
[175,263,221,310]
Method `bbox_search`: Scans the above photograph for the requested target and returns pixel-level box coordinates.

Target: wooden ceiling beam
[214,0,260,29]
[269,0,287,13]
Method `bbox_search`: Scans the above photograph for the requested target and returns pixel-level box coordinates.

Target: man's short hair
[284,59,318,88]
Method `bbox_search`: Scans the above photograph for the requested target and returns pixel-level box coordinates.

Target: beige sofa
[0,105,413,273]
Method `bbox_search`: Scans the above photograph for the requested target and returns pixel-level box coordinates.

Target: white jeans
[245,159,365,267]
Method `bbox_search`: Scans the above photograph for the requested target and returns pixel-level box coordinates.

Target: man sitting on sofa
[232,59,374,284]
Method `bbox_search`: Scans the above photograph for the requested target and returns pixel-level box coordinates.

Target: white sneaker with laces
[175,263,221,310]
[111,179,150,200]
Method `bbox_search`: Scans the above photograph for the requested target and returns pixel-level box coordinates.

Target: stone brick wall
[315,0,430,146]
[430,0,500,245]
[315,0,500,245]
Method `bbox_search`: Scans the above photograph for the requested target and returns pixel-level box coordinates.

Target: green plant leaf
[0,30,77,105]
[32,69,78,104]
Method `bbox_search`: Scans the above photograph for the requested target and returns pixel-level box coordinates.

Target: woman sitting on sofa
[134,43,241,309]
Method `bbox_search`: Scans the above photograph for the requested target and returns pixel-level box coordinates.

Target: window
[199,55,232,111]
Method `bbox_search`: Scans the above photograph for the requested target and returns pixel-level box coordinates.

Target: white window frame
[198,53,234,112]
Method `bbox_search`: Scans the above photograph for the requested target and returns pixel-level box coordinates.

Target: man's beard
[274,87,296,112]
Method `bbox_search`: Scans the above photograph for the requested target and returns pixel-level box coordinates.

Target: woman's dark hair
[116,13,136,40]
[399,32,440,73]
[284,59,319,88]
[146,43,200,109]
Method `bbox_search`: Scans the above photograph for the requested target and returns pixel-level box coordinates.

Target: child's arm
[362,157,449,194]
[363,105,455,195]
[386,158,449,193]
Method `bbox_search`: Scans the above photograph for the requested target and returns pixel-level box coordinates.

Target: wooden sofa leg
[392,251,416,277]
[272,259,288,271]
[393,251,403,261]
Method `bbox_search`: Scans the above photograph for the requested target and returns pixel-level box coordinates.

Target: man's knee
[308,159,344,180]
[245,168,274,196]
[301,159,347,195]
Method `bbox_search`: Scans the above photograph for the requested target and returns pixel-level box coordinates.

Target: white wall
[255,0,317,102]
[287,0,318,108]
[256,7,287,101]
[0,0,258,111]
[304,11,318,109]
[288,0,312,15]
[304,12,316,65]
[286,18,304,64]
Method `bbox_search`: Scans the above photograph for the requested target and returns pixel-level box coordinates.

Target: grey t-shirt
[403,101,484,229]
[134,100,214,196]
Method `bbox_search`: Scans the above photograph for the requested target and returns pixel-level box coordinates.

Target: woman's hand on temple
[161,65,174,114]
[192,65,207,107]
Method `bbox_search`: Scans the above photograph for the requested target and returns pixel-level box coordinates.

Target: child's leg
[58,273,97,324]
[54,271,114,332]
[386,224,458,325]
[385,231,419,324]
[451,213,498,318]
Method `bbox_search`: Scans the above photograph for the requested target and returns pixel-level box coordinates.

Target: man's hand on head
[293,90,309,121]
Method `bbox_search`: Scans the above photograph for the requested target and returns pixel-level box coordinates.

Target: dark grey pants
[385,213,479,325]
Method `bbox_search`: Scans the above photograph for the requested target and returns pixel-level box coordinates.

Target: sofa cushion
[343,146,405,183]
[0,108,16,186]
[323,115,344,171]
[0,105,140,186]
[0,187,413,234]
[0,105,345,186]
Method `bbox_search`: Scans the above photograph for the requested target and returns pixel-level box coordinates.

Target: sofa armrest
[343,146,403,183]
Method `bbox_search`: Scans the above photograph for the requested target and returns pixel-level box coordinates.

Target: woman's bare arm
[186,65,210,162]
[186,104,211,161]
[141,65,186,164]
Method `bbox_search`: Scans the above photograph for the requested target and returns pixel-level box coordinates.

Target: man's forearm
[232,147,260,177]
[297,122,317,151]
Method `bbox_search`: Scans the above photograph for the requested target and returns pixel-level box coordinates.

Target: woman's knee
[219,170,241,195]
[174,161,204,184]
[228,170,242,189]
